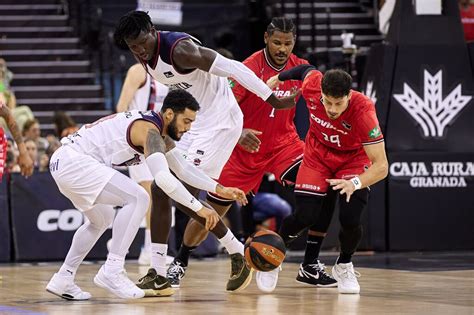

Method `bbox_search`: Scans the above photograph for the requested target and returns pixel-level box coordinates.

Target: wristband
[350,177,362,190]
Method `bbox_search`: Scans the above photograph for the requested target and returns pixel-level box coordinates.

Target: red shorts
[295,134,370,196]
[0,128,6,181]
[214,140,304,199]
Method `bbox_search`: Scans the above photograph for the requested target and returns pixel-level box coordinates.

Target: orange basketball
[244,230,286,271]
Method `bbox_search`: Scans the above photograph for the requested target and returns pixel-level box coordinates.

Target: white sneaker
[332,262,361,294]
[138,247,151,266]
[93,266,145,299]
[46,273,91,300]
[256,266,281,293]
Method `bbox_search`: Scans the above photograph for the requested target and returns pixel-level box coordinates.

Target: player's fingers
[210,215,218,230]
[248,129,263,135]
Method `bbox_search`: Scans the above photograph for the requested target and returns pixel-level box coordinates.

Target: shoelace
[306,262,332,279]
[338,266,361,280]
[230,257,242,276]
[168,263,185,279]
[138,270,156,283]
[114,271,137,288]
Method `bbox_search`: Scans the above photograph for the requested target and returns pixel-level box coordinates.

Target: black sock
[175,245,197,267]
[337,252,352,264]
[303,234,324,266]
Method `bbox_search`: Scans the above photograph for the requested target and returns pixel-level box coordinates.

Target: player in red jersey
[167,18,338,291]
[0,100,33,181]
[258,66,388,294]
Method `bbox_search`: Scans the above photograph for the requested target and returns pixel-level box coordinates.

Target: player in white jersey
[116,63,169,265]
[45,89,247,300]
[114,10,298,292]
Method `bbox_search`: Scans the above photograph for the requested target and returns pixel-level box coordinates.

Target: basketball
[244,230,286,272]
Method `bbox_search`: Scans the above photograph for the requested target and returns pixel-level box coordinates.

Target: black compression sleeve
[278,64,317,81]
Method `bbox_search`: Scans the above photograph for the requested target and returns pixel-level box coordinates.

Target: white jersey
[129,73,169,112]
[146,31,242,133]
[61,110,163,167]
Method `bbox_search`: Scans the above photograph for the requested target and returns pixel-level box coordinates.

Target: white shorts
[175,116,243,179]
[49,145,117,211]
[128,162,153,183]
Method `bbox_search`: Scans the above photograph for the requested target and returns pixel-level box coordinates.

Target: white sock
[151,243,168,277]
[58,264,77,278]
[218,230,244,255]
[104,253,125,274]
[144,229,152,251]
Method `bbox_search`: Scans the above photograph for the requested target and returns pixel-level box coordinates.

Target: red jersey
[230,49,308,153]
[302,70,384,152]
[460,4,474,42]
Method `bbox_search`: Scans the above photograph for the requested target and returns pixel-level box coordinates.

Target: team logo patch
[193,158,201,166]
[164,71,174,78]
[228,79,235,89]
[342,121,352,130]
[368,126,381,139]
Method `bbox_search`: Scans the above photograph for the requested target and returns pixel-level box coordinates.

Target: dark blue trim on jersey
[158,31,191,65]
[140,111,164,133]
[126,111,164,154]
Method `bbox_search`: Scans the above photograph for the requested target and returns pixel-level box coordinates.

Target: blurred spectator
[460,0,474,42]
[52,111,79,138]
[38,153,50,172]
[0,58,13,89]
[252,191,292,232]
[46,135,61,155]
[22,119,49,155]
[240,173,296,237]
[24,138,38,168]
[6,137,20,173]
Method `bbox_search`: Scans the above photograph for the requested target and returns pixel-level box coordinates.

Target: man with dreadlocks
[166,17,338,293]
[114,10,297,293]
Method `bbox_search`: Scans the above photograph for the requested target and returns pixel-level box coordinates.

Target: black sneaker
[226,253,253,292]
[137,268,175,297]
[296,260,338,287]
[166,259,187,288]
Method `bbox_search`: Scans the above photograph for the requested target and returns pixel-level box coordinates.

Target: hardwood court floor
[0,259,473,315]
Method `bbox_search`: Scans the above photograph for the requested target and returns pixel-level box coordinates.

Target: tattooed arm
[0,102,33,177]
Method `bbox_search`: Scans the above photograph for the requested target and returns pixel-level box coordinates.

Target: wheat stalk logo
[393,70,472,138]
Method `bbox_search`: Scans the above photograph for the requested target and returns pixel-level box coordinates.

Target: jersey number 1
[269,108,275,118]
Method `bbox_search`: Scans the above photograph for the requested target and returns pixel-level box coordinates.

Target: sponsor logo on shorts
[295,183,321,191]
[196,150,204,155]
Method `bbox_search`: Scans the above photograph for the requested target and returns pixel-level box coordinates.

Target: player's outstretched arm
[130,120,219,229]
[165,147,248,205]
[326,141,388,202]
[0,102,33,177]
[267,64,317,89]
[116,64,147,113]
[172,40,294,109]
